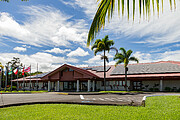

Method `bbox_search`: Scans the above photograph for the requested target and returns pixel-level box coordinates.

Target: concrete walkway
[0,92,179,108]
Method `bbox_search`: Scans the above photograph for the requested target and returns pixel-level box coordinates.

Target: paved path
[0,92,179,107]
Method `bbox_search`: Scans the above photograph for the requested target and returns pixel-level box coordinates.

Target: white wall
[142,80,180,91]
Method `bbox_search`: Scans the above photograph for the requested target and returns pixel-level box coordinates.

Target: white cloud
[61,0,98,18]
[0,52,79,72]
[84,55,103,66]
[133,50,180,63]
[45,48,71,54]
[13,47,27,52]
[67,47,89,57]
[0,5,88,47]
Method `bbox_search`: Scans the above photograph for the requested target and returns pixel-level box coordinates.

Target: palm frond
[87,0,176,45]
[126,50,133,58]
[133,0,135,21]
[129,57,139,63]
[110,47,118,55]
[119,47,126,56]
[101,55,109,63]
[115,59,124,67]
[127,0,130,20]
[113,53,124,60]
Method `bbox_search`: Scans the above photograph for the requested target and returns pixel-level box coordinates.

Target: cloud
[133,50,180,63]
[67,47,89,57]
[45,48,71,54]
[0,5,88,47]
[84,55,103,66]
[0,52,79,72]
[61,0,98,18]
[13,47,27,52]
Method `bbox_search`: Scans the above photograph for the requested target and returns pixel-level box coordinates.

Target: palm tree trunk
[104,50,106,91]
[125,67,128,91]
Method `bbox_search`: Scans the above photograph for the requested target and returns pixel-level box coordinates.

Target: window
[64,68,68,72]
[101,81,104,86]
[69,68,74,72]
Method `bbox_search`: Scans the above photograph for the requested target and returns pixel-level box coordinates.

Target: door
[133,81,142,90]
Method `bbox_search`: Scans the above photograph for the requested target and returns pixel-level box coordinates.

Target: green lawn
[0,96,180,120]
[0,90,48,93]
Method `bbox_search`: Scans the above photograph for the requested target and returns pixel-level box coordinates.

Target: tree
[91,35,115,91]
[0,62,4,90]
[114,47,139,91]
[87,0,177,45]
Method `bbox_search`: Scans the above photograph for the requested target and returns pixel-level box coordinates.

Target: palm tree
[114,47,139,91]
[87,0,177,45]
[91,35,115,91]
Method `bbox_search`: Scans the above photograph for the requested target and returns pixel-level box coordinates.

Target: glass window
[101,81,104,86]
[64,82,68,89]
[118,81,121,86]
[69,68,74,71]
[123,81,125,85]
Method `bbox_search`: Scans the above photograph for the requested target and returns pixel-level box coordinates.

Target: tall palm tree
[87,0,177,45]
[114,47,139,91]
[91,35,115,91]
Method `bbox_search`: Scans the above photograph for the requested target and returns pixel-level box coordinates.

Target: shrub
[177,88,180,92]
[154,88,160,92]
[149,88,160,92]
[149,88,153,92]
[165,87,171,92]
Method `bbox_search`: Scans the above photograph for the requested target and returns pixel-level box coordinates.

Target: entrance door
[63,82,76,91]
[133,81,142,90]
[80,82,87,91]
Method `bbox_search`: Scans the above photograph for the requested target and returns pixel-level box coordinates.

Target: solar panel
[26,72,50,79]
[111,63,180,75]
[91,66,111,72]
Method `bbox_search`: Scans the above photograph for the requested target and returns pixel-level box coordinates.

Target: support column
[160,80,163,91]
[92,80,95,91]
[88,80,91,92]
[57,81,60,92]
[77,80,79,92]
[48,81,51,92]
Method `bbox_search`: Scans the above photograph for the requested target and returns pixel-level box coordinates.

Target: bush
[165,87,171,92]
[6,86,17,91]
[177,88,180,92]
[154,88,160,92]
[149,88,153,92]
[149,88,160,92]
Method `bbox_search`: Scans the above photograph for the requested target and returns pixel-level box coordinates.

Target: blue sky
[0,0,180,72]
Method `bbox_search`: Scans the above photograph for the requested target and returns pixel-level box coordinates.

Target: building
[12,61,180,92]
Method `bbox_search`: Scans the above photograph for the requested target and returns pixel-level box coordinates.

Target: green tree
[91,35,115,91]
[87,0,177,45]
[114,47,139,91]
[0,62,4,90]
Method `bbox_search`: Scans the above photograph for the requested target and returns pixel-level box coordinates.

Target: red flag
[22,67,25,75]
[14,68,18,75]
[24,66,31,72]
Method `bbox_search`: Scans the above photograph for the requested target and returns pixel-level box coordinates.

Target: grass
[0,96,180,120]
[99,91,144,93]
[0,90,48,93]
